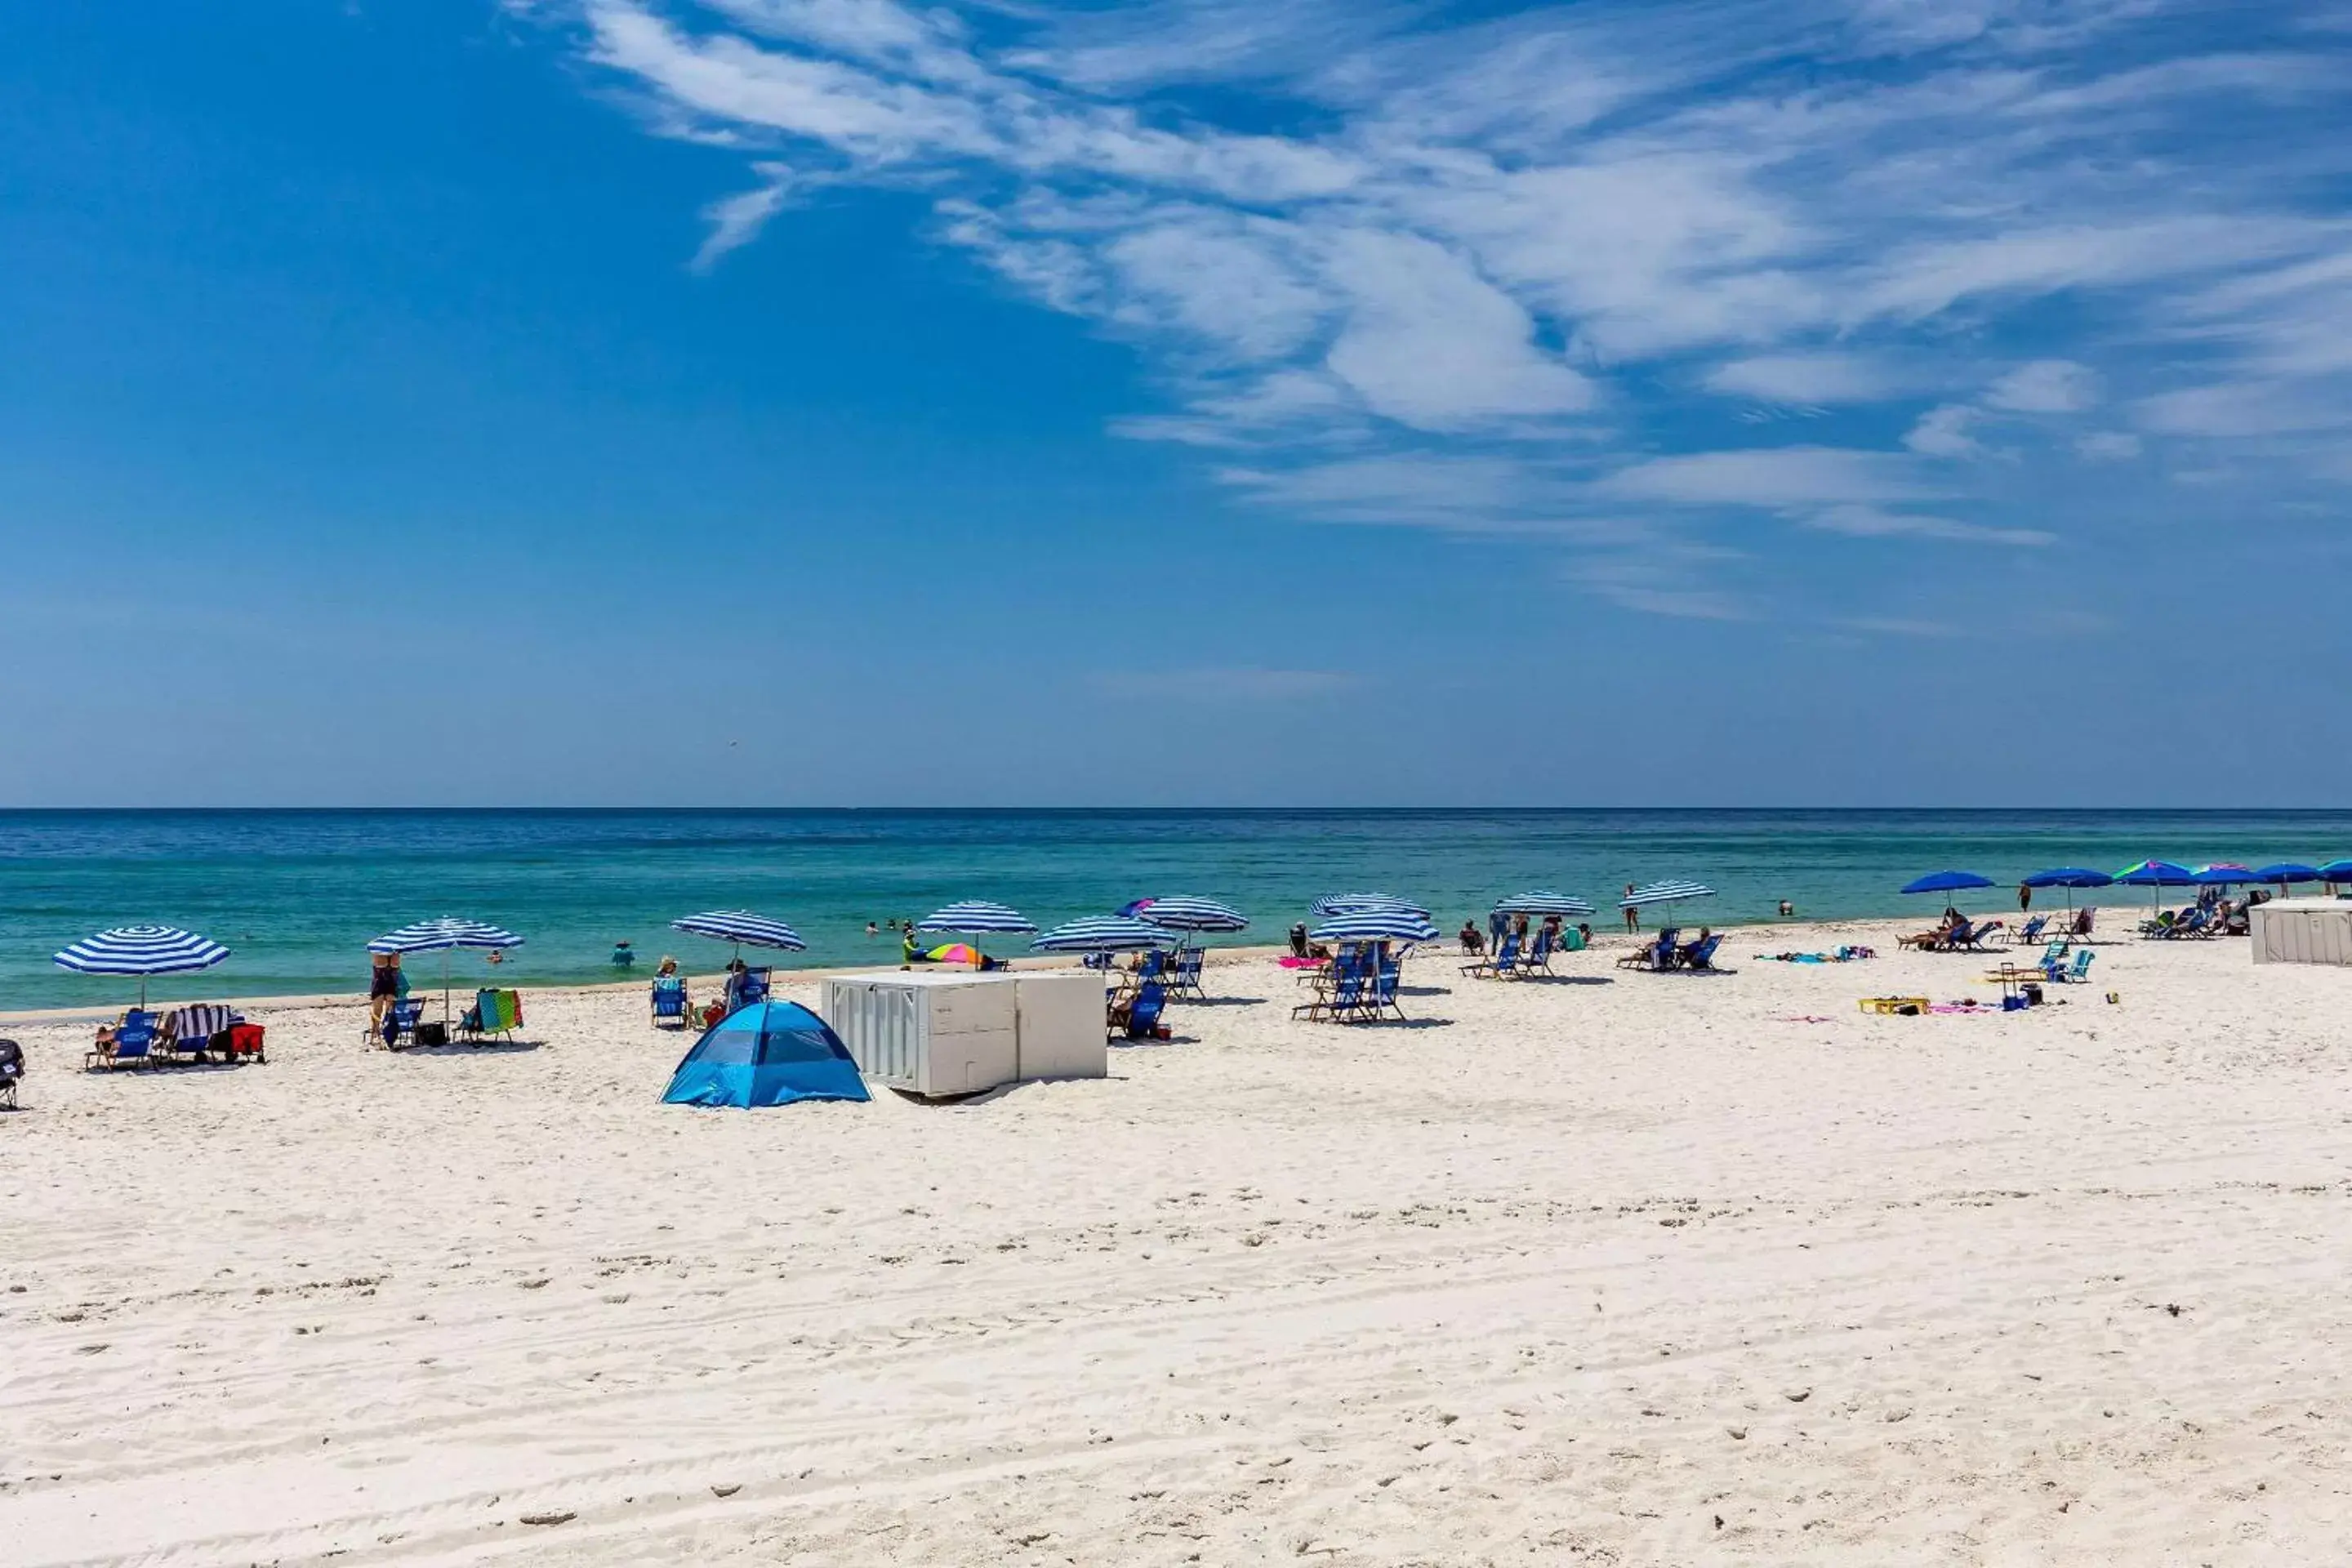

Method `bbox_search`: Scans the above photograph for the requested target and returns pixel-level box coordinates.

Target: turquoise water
[4,808,2349,1009]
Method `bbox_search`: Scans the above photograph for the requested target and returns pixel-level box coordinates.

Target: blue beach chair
[380,996,426,1050]
[1618,928,1679,972]
[1168,947,1205,1001]
[1463,932,1521,980]
[1678,933,1726,972]
[87,1009,157,1071]
[649,977,690,1029]
[1114,980,1169,1040]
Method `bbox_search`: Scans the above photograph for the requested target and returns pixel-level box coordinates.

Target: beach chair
[1617,928,1678,971]
[1168,947,1205,1001]
[457,988,523,1044]
[380,996,426,1049]
[1522,928,1557,974]
[725,967,772,1012]
[1293,966,1367,1022]
[0,1039,21,1108]
[1463,932,1521,979]
[648,976,690,1029]
[1953,919,2006,951]
[223,1021,266,1062]
[160,1004,236,1063]
[87,1009,158,1071]
[1362,960,1405,1022]
[1112,980,1169,1040]
[1677,933,1726,972]
[2042,948,2095,984]
[2013,914,2050,947]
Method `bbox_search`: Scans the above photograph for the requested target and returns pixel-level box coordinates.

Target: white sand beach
[6,919,2350,1565]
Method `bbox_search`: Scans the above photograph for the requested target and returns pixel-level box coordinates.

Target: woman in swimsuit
[368,951,402,1031]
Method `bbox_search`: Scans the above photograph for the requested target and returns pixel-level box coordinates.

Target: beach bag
[415,1022,448,1048]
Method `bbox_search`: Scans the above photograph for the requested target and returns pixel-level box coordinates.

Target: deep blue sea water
[5,808,2350,1009]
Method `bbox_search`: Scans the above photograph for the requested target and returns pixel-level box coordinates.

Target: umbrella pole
[443,950,453,1027]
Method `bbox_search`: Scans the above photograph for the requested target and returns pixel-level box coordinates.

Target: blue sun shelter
[662,1000,871,1109]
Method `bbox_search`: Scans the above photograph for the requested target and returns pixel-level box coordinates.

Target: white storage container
[822,973,1018,1097]
[2250,898,2352,966]
[1011,971,1109,1082]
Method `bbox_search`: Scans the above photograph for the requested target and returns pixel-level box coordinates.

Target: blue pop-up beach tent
[662,1000,871,1109]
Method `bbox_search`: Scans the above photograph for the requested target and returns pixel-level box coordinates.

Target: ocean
[5,808,2348,1009]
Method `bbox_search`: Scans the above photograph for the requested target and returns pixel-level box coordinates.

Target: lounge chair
[1677,933,1726,972]
[2013,914,2050,947]
[87,1009,158,1071]
[381,996,426,1049]
[0,1038,21,1108]
[1293,964,1368,1022]
[1112,980,1169,1040]
[726,967,773,1012]
[2042,948,2096,984]
[160,1004,238,1063]
[649,976,690,1029]
[1952,919,2006,951]
[1168,947,1205,1001]
[1523,928,1557,974]
[1361,960,1405,1022]
[1616,928,1679,971]
[457,988,523,1044]
[1463,933,1522,979]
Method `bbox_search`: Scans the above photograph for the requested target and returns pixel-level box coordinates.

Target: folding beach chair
[1522,927,1557,974]
[1677,933,1726,972]
[2013,914,2050,947]
[1293,966,1367,1022]
[725,967,772,1013]
[1361,960,1405,1022]
[648,976,690,1029]
[1168,947,1206,1001]
[457,988,523,1044]
[1463,932,1521,979]
[1113,980,1169,1040]
[87,1010,158,1071]
[1617,928,1679,971]
[380,996,426,1050]
[161,1004,236,1063]
[2043,949,2096,984]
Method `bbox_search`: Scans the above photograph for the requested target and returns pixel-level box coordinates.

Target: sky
[2,0,2349,807]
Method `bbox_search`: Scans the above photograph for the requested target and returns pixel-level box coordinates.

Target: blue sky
[3,0,2349,807]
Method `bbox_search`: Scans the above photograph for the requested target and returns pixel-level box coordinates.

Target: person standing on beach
[2019,882,2032,912]
[1624,884,1640,933]
[368,951,401,1032]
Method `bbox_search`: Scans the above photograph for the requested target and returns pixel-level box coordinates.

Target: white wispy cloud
[544,0,2352,617]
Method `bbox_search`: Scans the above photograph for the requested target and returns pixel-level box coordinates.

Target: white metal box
[1012,971,1109,1082]
[2251,898,2352,966]
[822,973,1018,1097]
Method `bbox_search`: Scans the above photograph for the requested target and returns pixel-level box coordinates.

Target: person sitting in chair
[1678,927,1713,967]
[1459,920,1484,955]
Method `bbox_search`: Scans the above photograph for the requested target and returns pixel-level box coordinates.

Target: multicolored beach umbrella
[1492,890,1597,917]
[368,917,523,1022]
[53,925,229,1007]
[670,910,808,956]
[1309,909,1441,945]
[1619,880,1715,911]
[1031,916,1175,954]
[1310,893,1431,919]
[1122,897,1249,933]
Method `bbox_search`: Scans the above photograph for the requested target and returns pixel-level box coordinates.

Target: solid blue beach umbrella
[2021,866,2113,912]
[53,925,229,1008]
[662,1000,870,1109]
[2250,862,2321,890]
[2318,859,2352,888]
[2191,863,2257,886]
[1900,871,1996,896]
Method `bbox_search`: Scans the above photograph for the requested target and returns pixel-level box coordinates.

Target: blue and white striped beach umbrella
[1310,910,1441,945]
[670,910,808,953]
[368,918,523,954]
[1125,897,1249,933]
[915,902,1039,935]
[1619,880,1715,911]
[1493,890,1597,917]
[1310,893,1431,920]
[1031,916,1175,954]
[367,917,524,1022]
[54,924,229,1005]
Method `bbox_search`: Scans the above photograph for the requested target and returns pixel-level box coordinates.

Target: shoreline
[0,914,1994,1027]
